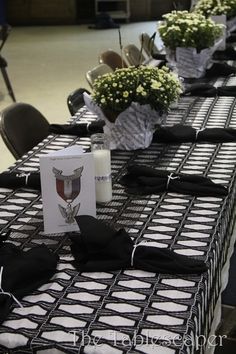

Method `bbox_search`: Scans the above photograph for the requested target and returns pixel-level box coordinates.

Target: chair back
[86,63,113,88]
[123,44,145,67]
[0,24,16,102]
[0,24,11,52]
[0,102,49,159]
[67,88,91,115]
[99,49,127,70]
[139,32,159,58]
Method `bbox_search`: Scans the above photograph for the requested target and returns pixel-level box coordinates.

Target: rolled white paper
[93,149,112,203]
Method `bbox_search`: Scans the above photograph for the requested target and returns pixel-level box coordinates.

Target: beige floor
[0,21,161,172]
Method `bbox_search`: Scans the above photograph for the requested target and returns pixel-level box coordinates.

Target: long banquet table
[1,78,236,353]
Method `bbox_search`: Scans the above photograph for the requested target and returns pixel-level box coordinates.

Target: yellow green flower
[151,80,162,89]
[159,10,223,50]
[136,85,144,93]
[92,65,182,113]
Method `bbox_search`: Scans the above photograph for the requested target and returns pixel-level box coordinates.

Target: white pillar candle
[93,149,112,203]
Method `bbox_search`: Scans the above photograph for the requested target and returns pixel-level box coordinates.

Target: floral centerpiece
[194,0,236,19]
[193,0,236,34]
[84,65,182,150]
[158,10,224,78]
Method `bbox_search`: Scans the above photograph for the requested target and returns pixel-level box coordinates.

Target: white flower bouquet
[194,0,236,19]
[84,66,182,150]
[194,0,236,34]
[159,11,224,78]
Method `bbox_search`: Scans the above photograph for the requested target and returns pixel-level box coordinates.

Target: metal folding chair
[85,63,113,89]
[67,88,91,116]
[0,24,16,102]
[122,44,145,67]
[99,49,127,70]
[0,102,49,159]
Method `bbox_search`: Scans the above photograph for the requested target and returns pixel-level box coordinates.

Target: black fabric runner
[49,121,105,136]
[119,164,228,197]
[0,234,58,324]
[70,215,207,274]
[0,172,41,190]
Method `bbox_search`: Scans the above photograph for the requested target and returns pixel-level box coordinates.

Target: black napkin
[0,172,41,190]
[183,83,217,96]
[183,83,236,97]
[0,235,58,324]
[217,86,236,95]
[49,121,105,136]
[153,124,236,143]
[213,46,236,60]
[205,62,236,77]
[119,164,227,197]
[226,33,236,43]
[70,215,207,274]
[152,53,167,61]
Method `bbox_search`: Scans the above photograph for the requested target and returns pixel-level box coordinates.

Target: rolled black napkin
[153,124,236,143]
[205,62,236,77]
[0,238,58,324]
[70,215,207,274]
[217,86,236,95]
[183,83,236,97]
[183,83,217,97]
[49,121,105,136]
[213,46,236,60]
[0,172,41,190]
[119,164,227,197]
[152,52,167,61]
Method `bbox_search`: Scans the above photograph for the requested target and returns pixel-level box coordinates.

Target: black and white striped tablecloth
[0,94,236,354]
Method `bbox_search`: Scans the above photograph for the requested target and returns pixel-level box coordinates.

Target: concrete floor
[0,21,161,172]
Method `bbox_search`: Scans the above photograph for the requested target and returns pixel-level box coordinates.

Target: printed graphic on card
[40,145,96,234]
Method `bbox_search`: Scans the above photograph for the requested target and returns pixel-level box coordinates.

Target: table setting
[0,91,236,353]
[1,4,236,352]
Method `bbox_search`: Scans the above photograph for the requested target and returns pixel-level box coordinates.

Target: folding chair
[123,44,145,67]
[85,63,113,89]
[67,88,91,116]
[0,102,49,159]
[99,49,127,70]
[139,32,166,59]
[0,24,16,102]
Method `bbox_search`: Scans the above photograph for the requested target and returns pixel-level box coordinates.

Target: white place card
[40,145,96,234]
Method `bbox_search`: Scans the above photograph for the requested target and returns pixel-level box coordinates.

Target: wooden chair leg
[0,66,16,102]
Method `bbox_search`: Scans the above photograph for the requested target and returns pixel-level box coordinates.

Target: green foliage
[92,66,182,114]
[159,10,224,51]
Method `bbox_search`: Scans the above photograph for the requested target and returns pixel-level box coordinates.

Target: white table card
[40,145,96,234]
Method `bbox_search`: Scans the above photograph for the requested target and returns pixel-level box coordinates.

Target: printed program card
[40,145,96,234]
